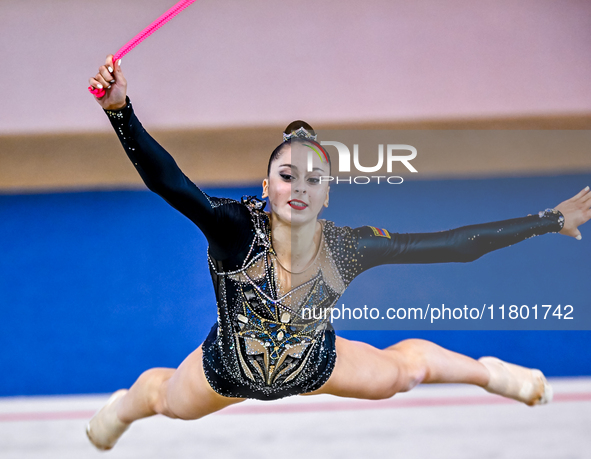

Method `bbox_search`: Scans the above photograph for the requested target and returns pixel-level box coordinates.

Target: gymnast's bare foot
[86,389,131,451]
[479,357,553,406]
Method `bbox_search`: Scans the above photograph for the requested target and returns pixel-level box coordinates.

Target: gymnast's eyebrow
[279,164,325,172]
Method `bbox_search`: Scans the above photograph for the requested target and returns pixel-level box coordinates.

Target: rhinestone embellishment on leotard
[204,198,357,397]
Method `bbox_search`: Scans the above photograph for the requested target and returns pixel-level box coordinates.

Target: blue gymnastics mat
[0,174,589,396]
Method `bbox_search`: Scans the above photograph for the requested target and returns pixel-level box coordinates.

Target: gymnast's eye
[307,177,321,184]
[280,174,293,181]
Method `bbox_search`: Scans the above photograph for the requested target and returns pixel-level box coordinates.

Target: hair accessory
[283,127,318,142]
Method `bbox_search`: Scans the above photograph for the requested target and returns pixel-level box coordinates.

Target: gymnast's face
[262,142,330,227]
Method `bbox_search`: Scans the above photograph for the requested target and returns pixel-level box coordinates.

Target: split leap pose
[87,55,591,451]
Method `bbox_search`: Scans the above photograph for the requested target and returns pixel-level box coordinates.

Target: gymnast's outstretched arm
[89,55,253,261]
[353,186,591,272]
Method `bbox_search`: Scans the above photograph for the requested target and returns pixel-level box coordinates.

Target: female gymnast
[86,55,591,451]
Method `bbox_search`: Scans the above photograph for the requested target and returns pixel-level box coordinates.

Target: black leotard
[105,97,564,400]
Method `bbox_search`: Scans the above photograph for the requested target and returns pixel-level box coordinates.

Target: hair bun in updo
[282,120,317,142]
[284,120,316,137]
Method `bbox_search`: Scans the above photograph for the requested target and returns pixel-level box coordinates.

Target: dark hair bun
[283,120,315,137]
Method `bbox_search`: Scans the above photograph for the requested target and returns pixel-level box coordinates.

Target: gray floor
[1,378,590,459]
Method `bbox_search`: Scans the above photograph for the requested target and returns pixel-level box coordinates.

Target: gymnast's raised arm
[89,55,253,261]
[353,187,591,272]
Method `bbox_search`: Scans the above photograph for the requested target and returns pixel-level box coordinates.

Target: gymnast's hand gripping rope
[88,0,198,98]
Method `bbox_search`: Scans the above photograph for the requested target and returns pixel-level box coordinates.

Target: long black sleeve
[104,97,254,262]
[353,210,564,273]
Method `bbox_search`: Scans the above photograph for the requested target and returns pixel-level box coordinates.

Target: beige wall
[2,115,589,193]
[2,1,590,191]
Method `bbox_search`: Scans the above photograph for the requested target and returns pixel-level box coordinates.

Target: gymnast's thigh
[301,336,402,400]
[164,344,246,420]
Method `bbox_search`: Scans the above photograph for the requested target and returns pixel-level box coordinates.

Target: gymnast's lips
[288,200,308,210]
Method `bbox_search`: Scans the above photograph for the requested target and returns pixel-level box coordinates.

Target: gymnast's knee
[386,339,430,392]
[364,366,425,399]
[137,368,180,419]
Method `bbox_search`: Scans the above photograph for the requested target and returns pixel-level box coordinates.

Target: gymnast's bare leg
[86,345,245,450]
[303,336,551,406]
[118,345,244,421]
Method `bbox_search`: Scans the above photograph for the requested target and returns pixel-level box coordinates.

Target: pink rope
[89,0,198,98]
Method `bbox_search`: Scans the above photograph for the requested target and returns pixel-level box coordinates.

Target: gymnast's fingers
[111,58,127,89]
[99,65,115,85]
[104,55,116,80]
[105,54,115,69]
[113,57,124,77]
[571,186,589,202]
[579,186,591,204]
[94,72,111,90]
[88,76,103,91]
